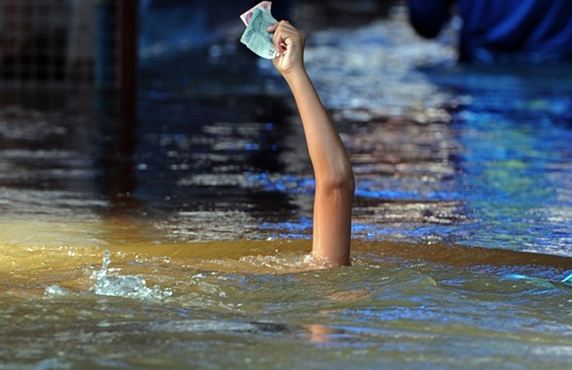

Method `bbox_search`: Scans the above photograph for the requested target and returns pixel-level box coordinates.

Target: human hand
[267,21,306,78]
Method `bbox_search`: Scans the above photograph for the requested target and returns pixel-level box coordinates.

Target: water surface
[1,4,571,369]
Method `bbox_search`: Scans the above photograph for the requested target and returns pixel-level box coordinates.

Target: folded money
[240,7,279,59]
[240,1,272,26]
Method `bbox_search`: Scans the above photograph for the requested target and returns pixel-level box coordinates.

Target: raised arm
[268,21,355,266]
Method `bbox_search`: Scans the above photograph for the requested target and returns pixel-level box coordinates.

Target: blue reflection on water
[256,63,572,255]
[133,7,572,257]
[356,186,461,201]
[440,66,572,255]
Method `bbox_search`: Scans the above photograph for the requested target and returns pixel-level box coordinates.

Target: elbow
[319,168,355,196]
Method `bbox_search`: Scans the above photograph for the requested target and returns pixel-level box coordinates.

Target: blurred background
[0,0,571,256]
[0,0,396,89]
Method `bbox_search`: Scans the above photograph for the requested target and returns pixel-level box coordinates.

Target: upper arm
[408,0,454,38]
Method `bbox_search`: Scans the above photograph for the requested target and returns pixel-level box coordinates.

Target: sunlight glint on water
[0,4,571,370]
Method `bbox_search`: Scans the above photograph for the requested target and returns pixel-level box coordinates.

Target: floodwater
[1,5,572,370]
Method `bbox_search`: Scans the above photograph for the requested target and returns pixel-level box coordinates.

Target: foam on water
[44,250,173,300]
[42,250,174,300]
[44,285,71,297]
[90,250,173,300]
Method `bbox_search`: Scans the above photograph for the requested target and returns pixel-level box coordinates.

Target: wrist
[283,66,309,87]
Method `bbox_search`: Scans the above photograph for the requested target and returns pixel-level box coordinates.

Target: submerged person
[267,20,355,267]
[408,0,572,64]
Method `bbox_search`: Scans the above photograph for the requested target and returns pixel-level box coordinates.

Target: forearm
[284,69,353,187]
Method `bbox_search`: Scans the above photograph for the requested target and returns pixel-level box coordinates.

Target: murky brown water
[1,234,571,369]
[1,4,572,369]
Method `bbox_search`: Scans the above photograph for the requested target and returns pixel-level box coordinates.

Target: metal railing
[0,0,131,89]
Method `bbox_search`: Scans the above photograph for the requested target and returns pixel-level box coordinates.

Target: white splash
[44,284,71,296]
[90,250,173,300]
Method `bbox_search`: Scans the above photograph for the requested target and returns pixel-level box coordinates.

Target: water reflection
[95,89,138,211]
[1,4,571,255]
[305,324,345,344]
[1,3,572,369]
[427,65,572,254]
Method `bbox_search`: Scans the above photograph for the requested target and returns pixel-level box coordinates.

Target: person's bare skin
[268,21,355,267]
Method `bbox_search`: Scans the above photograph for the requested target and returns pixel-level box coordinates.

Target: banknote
[240,7,279,59]
[240,1,272,26]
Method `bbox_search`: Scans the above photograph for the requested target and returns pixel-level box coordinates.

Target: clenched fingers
[267,20,304,54]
